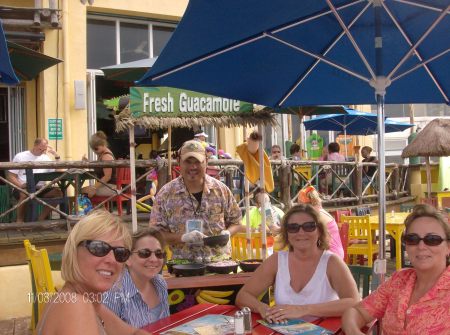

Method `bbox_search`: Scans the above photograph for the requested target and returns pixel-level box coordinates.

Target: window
[153,26,175,56]
[87,19,116,69]
[87,17,176,69]
[120,22,149,63]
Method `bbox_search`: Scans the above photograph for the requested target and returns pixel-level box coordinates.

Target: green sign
[130,87,253,118]
[48,118,63,140]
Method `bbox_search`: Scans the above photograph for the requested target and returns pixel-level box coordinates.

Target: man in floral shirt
[150,140,241,262]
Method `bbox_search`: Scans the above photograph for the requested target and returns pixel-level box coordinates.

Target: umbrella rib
[387,5,449,80]
[383,3,448,103]
[326,0,376,79]
[277,2,371,107]
[393,0,450,13]
[265,33,369,81]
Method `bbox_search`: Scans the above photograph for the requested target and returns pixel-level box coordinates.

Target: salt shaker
[241,307,252,334]
[234,311,245,335]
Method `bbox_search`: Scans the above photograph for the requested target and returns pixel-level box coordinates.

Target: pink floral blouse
[361,266,450,335]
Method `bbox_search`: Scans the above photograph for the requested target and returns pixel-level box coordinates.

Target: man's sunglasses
[286,221,317,233]
[132,248,166,259]
[402,233,447,247]
[80,240,131,263]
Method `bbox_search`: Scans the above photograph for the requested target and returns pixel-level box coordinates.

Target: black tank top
[94,150,116,184]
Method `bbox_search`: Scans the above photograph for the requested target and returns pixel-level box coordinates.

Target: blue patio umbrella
[136,0,450,277]
[0,20,19,85]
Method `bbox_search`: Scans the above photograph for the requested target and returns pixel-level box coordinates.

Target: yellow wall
[16,0,187,160]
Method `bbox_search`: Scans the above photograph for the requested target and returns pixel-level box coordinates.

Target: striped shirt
[102,268,169,328]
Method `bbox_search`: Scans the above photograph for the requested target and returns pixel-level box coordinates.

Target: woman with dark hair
[82,131,116,198]
[236,204,359,323]
[342,204,450,335]
[103,227,169,328]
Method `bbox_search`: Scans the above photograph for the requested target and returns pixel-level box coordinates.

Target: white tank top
[274,250,339,320]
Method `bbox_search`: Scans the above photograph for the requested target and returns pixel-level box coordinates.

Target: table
[142,303,343,334]
[30,169,94,217]
[163,271,253,290]
[369,212,410,270]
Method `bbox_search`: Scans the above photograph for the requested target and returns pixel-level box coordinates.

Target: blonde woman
[36,210,149,335]
[298,186,344,259]
[236,204,359,323]
[82,131,116,198]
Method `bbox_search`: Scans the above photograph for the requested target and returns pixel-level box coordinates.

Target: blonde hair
[89,131,108,149]
[279,204,330,251]
[61,210,132,285]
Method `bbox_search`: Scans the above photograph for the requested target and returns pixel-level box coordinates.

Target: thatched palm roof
[402,118,450,158]
[112,96,277,132]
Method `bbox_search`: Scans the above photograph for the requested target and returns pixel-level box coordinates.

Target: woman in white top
[236,204,359,323]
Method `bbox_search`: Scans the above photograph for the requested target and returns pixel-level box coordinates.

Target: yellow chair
[341,215,378,267]
[24,240,57,330]
[231,233,277,260]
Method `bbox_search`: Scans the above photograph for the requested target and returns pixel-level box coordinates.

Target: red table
[142,303,343,334]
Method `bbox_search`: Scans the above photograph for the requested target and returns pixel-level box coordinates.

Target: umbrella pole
[258,124,267,260]
[243,127,252,257]
[344,128,348,158]
[376,93,387,284]
[129,126,138,233]
[168,125,172,181]
[426,156,432,200]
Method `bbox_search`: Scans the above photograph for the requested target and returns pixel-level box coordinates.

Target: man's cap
[180,140,206,162]
[194,132,208,138]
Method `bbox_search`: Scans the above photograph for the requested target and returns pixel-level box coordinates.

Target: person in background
[103,227,169,328]
[240,188,284,234]
[205,146,218,160]
[82,131,116,198]
[193,131,209,148]
[342,204,450,335]
[218,149,232,159]
[361,146,378,189]
[150,140,242,263]
[236,204,359,322]
[297,186,344,259]
[270,144,284,160]
[289,143,302,161]
[36,210,148,335]
[7,138,63,223]
[325,142,345,162]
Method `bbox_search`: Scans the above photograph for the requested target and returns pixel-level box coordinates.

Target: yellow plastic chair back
[342,215,378,267]
[231,233,278,260]
[24,240,56,330]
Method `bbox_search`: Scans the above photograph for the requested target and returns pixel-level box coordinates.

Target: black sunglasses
[286,221,317,233]
[402,233,447,247]
[132,248,166,259]
[81,240,131,263]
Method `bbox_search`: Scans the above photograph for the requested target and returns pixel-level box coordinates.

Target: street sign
[48,118,63,140]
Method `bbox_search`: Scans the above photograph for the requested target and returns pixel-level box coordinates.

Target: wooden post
[392,164,400,199]
[355,163,363,205]
[280,162,291,210]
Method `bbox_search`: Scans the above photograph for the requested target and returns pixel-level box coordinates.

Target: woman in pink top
[297,186,344,259]
[342,204,450,335]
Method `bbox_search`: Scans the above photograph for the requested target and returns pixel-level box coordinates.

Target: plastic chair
[420,197,437,208]
[231,233,274,260]
[91,167,131,216]
[348,265,372,298]
[342,215,378,267]
[24,240,56,330]
[331,209,352,228]
[339,223,349,263]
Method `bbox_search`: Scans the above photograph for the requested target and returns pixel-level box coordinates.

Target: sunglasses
[402,233,447,247]
[81,240,131,263]
[286,221,317,233]
[132,248,166,259]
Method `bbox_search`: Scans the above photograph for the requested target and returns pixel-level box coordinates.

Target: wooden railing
[0,159,413,223]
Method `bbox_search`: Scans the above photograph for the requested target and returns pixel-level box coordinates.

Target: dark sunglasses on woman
[132,248,166,259]
[402,233,447,246]
[80,240,131,262]
[286,221,317,233]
